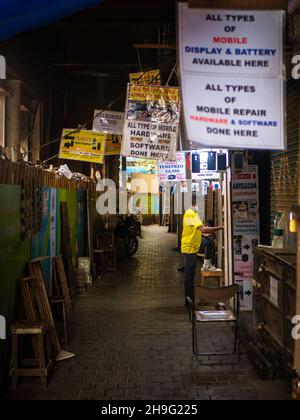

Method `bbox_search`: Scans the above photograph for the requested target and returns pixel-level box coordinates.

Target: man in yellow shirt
[181,199,223,302]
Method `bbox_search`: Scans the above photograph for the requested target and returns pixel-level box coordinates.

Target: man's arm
[199,226,223,234]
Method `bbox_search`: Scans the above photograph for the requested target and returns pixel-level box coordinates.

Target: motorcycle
[115,215,139,256]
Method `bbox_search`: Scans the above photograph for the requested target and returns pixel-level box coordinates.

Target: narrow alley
[6,226,290,401]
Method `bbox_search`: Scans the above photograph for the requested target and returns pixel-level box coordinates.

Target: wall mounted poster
[122,84,180,161]
[232,166,260,311]
[178,3,285,150]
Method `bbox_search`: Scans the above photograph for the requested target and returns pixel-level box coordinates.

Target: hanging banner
[129,70,161,85]
[105,134,122,156]
[122,84,180,161]
[232,166,260,311]
[59,129,105,164]
[178,4,285,150]
[93,110,124,135]
[158,152,186,182]
[191,151,222,180]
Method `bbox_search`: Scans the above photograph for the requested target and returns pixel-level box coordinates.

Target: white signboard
[233,166,260,312]
[122,84,180,161]
[158,152,186,182]
[178,4,285,150]
[0,55,6,148]
[93,110,124,135]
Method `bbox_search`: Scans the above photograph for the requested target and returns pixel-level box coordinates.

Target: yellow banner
[129,70,161,86]
[105,134,122,156]
[59,129,105,164]
[128,85,180,103]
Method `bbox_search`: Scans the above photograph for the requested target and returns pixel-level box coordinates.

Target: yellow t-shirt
[181,209,203,254]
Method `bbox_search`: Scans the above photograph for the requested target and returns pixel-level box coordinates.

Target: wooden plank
[188,0,287,9]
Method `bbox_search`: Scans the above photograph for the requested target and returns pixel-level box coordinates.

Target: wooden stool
[200,269,225,288]
[10,321,53,389]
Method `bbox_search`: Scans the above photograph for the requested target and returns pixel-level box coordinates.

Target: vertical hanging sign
[178,3,285,150]
[232,166,260,311]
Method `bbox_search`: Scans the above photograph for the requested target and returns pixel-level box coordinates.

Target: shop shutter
[270,79,300,235]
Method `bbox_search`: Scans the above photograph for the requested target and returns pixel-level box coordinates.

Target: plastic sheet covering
[0,0,103,41]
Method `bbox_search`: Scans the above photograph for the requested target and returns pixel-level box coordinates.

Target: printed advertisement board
[104,134,122,156]
[232,166,260,311]
[59,129,106,164]
[122,84,180,161]
[158,152,186,182]
[178,4,285,150]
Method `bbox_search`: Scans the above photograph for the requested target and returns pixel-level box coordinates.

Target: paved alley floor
[6,226,291,400]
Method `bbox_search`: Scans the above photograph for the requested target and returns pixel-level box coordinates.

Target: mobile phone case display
[232,166,260,311]
[191,149,227,181]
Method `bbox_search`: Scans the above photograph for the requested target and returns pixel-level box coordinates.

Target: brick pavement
[6,226,291,400]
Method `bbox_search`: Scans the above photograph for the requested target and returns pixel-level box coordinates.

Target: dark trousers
[183,253,198,301]
[201,236,215,261]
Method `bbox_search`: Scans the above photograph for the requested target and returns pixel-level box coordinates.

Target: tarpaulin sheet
[0,0,103,41]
